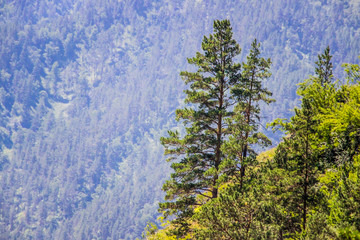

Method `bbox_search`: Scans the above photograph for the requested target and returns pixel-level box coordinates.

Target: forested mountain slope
[0,0,359,239]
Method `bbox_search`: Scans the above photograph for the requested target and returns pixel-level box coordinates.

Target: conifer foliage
[149,45,360,239]
[159,20,273,236]
[222,39,273,188]
[159,20,243,234]
[315,46,333,85]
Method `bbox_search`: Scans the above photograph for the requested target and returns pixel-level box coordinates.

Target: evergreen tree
[269,49,335,237]
[159,20,242,235]
[315,46,333,85]
[286,99,320,231]
[194,159,282,240]
[221,39,273,188]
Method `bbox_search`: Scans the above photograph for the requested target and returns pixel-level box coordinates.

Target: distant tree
[315,46,333,85]
[159,19,243,235]
[343,56,360,83]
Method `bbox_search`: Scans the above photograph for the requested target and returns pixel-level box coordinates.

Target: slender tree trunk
[240,70,255,188]
[303,124,310,231]
[213,49,225,199]
[303,163,308,231]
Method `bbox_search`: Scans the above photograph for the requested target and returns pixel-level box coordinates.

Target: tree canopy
[158,19,273,237]
[148,44,360,240]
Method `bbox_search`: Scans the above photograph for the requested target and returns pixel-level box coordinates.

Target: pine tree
[194,158,282,239]
[158,19,242,235]
[270,95,322,237]
[315,46,333,85]
[190,40,274,239]
[221,39,273,188]
[269,50,336,236]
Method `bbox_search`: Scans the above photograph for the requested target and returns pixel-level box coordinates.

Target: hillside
[0,0,359,239]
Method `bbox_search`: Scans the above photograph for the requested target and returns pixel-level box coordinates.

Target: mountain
[0,0,359,239]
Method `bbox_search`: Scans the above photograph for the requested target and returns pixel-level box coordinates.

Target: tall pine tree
[221,39,273,188]
[159,20,242,235]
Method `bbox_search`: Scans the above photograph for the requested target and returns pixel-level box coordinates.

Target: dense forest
[145,20,360,239]
[0,0,359,239]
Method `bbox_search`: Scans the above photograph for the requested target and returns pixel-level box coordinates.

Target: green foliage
[270,55,360,238]
[221,39,273,187]
[318,79,360,238]
[157,54,360,239]
[319,155,360,239]
[153,15,360,238]
[194,162,283,239]
[159,19,244,235]
[195,185,264,239]
[267,49,335,236]
[343,56,360,83]
[159,21,275,237]
[1,1,360,239]
[315,46,333,85]
[141,222,159,239]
